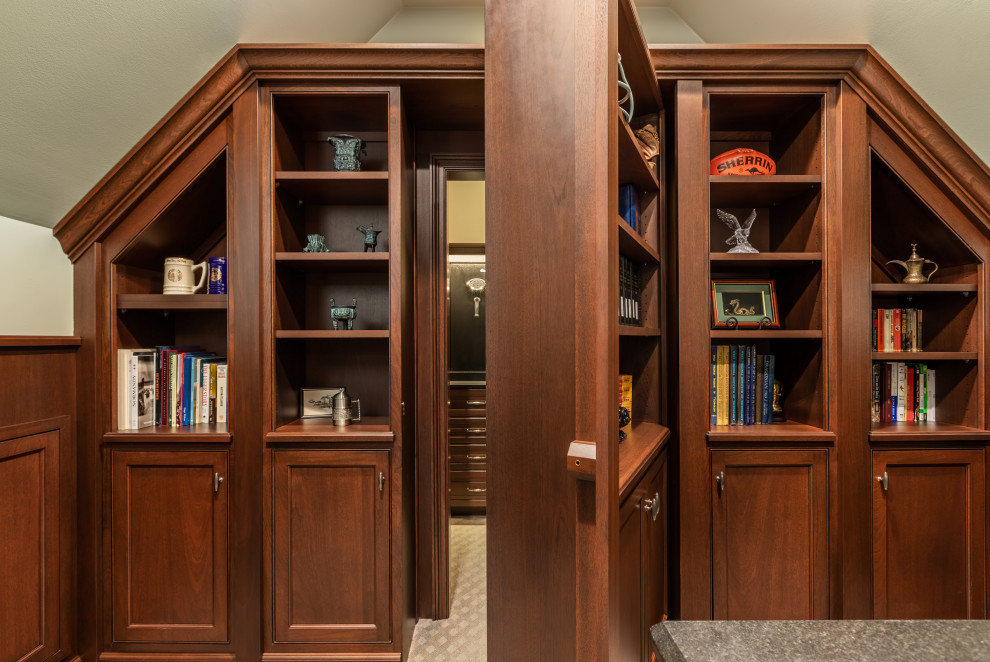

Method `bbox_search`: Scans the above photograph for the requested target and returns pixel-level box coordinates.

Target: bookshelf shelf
[275,252,389,271]
[709,175,822,207]
[618,115,659,191]
[103,423,231,443]
[275,329,390,339]
[871,283,977,294]
[618,217,660,263]
[116,294,228,310]
[710,252,822,268]
[619,325,661,337]
[274,171,388,204]
[869,422,990,441]
[267,416,394,443]
[872,351,978,361]
[711,329,822,339]
[707,422,835,443]
[618,421,670,500]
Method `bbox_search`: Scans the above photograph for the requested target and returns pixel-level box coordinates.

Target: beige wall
[370,7,483,44]
[0,215,73,335]
[447,179,485,245]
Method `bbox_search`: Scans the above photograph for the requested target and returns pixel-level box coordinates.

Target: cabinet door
[271,449,390,643]
[0,428,61,662]
[873,449,986,618]
[618,452,666,662]
[110,450,228,642]
[712,450,828,619]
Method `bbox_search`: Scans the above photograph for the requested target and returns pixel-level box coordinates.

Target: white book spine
[201,363,211,424]
[128,353,139,430]
[896,362,906,422]
[216,365,228,424]
[117,349,131,430]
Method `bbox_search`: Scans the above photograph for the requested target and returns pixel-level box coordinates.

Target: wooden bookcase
[615,1,670,657]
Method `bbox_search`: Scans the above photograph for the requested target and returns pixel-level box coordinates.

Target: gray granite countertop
[651,620,990,661]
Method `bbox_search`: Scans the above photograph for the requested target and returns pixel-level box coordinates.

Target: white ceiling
[1,0,987,229]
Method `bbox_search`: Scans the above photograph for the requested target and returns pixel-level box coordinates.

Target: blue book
[181,352,214,426]
[729,345,738,425]
[710,345,718,426]
[760,354,773,423]
[746,346,756,425]
[618,184,638,231]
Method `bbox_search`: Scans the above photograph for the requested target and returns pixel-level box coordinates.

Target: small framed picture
[300,387,344,418]
[711,280,779,328]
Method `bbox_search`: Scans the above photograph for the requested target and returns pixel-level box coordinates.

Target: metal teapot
[886,243,938,284]
[327,134,366,172]
[332,388,362,426]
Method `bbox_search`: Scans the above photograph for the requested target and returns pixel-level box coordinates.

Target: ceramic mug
[163,257,207,294]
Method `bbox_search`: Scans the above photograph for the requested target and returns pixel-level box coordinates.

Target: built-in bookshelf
[615,0,667,490]
[110,147,229,437]
[869,152,985,437]
[706,91,828,439]
[267,90,401,436]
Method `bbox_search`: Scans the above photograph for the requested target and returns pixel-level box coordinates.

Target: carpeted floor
[408,518,487,661]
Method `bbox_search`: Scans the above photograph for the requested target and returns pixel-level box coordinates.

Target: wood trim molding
[0,336,81,348]
[652,45,990,231]
[53,45,484,262]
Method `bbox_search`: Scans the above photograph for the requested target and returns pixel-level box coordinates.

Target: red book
[893,308,902,352]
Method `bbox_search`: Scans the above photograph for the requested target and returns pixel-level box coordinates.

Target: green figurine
[357,225,383,252]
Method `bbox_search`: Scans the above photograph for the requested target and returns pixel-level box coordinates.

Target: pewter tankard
[332,388,362,426]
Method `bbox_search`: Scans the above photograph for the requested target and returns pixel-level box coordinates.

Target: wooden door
[712,450,828,619]
[270,449,390,643]
[109,450,229,642]
[618,452,667,662]
[0,427,61,662]
[873,449,986,618]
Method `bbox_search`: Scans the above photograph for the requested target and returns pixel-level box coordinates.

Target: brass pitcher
[887,243,938,284]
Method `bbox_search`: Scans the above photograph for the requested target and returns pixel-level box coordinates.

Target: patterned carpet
[409,519,487,661]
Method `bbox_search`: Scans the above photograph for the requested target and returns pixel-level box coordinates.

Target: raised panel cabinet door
[618,482,645,662]
[643,453,667,643]
[110,450,229,642]
[271,449,390,643]
[872,449,986,619]
[712,450,828,620]
[0,429,60,662]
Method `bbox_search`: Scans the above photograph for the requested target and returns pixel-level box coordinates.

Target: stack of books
[619,255,642,325]
[117,346,228,429]
[709,345,776,426]
[873,308,923,352]
[872,362,935,423]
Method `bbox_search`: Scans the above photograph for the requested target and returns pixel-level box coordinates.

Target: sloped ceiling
[0,0,987,229]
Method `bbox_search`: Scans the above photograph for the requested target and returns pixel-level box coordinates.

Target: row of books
[873,308,923,352]
[619,254,643,325]
[619,183,638,231]
[117,346,228,430]
[871,362,936,423]
[709,345,776,426]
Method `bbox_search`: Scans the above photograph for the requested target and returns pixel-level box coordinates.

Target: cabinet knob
[715,471,725,495]
[213,472,224,494]
[877,471,888,492]
[379,471,385,494]
[643,492,661,521]
[466,487,487,493]
[466,454,487,461]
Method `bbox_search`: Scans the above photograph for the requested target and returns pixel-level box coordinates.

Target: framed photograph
[711,280,779,328]
[300,387,344,418]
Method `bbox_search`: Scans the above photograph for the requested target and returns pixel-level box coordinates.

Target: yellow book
[716,345,729,426]
[619,374,633,435]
